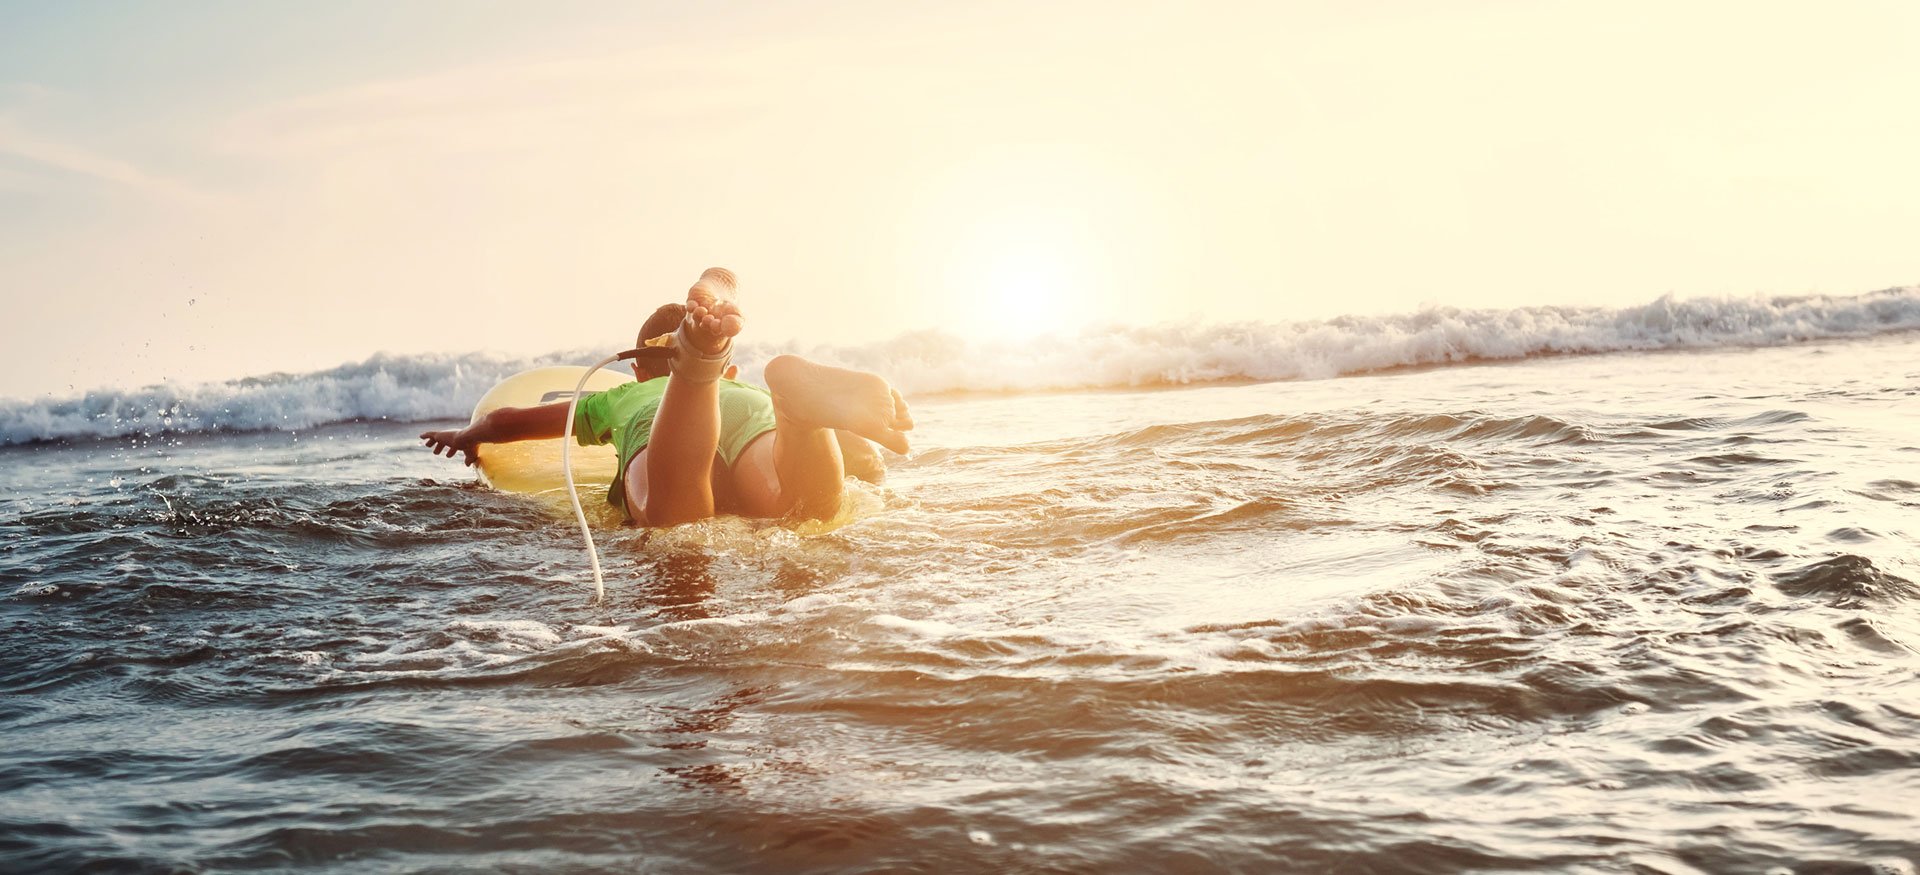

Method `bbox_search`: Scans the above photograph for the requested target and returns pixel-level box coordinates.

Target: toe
[890,389,914,430]
[873,429,911,456]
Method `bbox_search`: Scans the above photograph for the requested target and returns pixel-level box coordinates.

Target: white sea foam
[450,618,564,649]
[798,285,1920,397]
[3,287,1915,446]
[0,351,564,446]
[866,613,963,638]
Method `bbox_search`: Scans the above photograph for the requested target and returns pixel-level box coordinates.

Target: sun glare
[904,148,1127,341]
[958,215,1088,339]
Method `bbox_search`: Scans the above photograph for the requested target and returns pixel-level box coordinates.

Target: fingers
[419,433,462,459]
[420,432,480,467]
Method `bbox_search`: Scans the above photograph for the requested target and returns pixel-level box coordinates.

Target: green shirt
[572,377,777,514]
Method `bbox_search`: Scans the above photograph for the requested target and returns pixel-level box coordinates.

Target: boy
[421,268,912,525]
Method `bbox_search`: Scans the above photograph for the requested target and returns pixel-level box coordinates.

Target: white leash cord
[562,354,623,604]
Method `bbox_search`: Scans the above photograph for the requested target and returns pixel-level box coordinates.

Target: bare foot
[683,267,743,355]
[835,430,886,484]
[765,355,914,455]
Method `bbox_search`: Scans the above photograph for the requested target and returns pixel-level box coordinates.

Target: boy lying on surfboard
[420,268,913,526]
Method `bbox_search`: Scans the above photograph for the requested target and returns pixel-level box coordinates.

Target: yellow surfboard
[470,366,631,499]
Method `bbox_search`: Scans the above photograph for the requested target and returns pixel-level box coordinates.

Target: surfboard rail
[470,366,630,496]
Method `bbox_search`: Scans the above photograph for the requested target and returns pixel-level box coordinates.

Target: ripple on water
[6,340,1920,872]
[1772,555,1919,606]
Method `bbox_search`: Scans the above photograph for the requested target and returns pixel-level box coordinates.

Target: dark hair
[632,303,684,379]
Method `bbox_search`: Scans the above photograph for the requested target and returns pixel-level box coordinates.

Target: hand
[420,428,481,466]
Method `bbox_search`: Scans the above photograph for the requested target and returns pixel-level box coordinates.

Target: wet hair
[633,303,684,379]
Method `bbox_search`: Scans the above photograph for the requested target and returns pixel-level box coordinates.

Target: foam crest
[3,287,1915,446]
[0,351,582,446]
[798,286,1920,395]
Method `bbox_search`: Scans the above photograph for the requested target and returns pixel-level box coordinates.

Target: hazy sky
[2,0,1915,398]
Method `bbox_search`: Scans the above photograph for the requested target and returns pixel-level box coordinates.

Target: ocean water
[3,292,1918,873]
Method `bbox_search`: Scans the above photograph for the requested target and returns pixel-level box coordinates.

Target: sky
[1,0,1916,399]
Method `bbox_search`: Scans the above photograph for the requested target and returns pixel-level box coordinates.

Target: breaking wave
[3,286,1915,446]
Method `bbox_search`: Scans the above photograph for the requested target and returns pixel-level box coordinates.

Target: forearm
[466,403,570,444]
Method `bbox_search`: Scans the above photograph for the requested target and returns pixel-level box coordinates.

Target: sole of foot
[765,354,913,455]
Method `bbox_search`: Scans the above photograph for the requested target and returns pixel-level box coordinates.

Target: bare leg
[641,269,742,527]
[753,354,913,520]
[623,446,732,526]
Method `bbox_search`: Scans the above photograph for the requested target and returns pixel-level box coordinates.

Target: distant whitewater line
[3,287,1915,446]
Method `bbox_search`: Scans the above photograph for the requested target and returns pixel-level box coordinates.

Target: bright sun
[903,148,1123,341]
[958,212,1088,338]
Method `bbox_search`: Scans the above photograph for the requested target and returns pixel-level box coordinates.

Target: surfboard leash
[561,345,673,604]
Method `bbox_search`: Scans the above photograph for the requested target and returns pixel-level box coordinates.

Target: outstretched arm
[419,403,571,467]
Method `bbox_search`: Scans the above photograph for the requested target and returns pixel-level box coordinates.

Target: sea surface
[3,292,1919,873]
